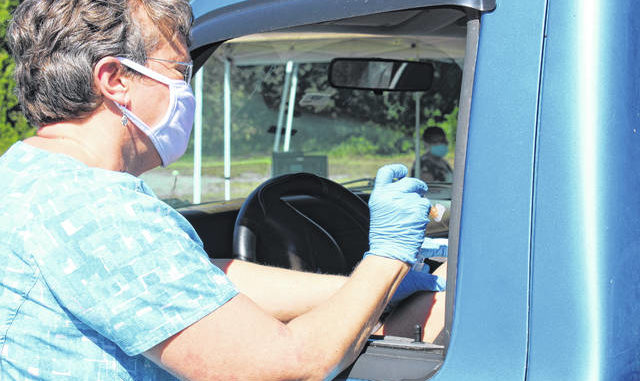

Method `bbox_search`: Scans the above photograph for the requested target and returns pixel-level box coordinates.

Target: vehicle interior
[140,4,476,380]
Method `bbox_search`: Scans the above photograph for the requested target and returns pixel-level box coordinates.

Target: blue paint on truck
[188,1,640,379]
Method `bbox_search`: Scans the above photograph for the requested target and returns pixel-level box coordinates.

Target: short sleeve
[27,179,238,356]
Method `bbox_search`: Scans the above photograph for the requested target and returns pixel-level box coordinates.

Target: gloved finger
[435,275,446,291]
[390,270,446,304]
[408,271,445,292]
[417,197,433,215]
[387,177,429,196]
[418,273,446,292]
[392,192,431,211]
[374,164,408,188]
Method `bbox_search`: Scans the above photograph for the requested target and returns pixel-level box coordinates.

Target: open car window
[139,8,464,214]
[139,8,471,378]
[134,5,480,380]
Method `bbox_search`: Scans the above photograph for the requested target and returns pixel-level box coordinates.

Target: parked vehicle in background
[141,1,640,379]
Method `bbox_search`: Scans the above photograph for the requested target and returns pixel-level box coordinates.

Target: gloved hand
[390,270,446,304]
[364,164,431,265]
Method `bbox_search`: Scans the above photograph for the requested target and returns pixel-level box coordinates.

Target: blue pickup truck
[145,0,640,379]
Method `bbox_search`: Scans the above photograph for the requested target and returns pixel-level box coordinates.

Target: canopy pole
[274,61,293,152]
[283,63,299,152]
[192,68,203,204]
[414,92,422,177]
[224,60,232,201]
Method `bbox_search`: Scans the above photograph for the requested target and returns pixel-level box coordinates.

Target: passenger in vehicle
[412,126,454,182]
[375,260,447,343]
[0,1,443,380]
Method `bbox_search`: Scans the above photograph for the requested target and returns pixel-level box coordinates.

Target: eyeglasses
[147,57,193,84]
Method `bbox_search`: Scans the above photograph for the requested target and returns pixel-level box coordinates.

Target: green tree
[192,56,462,160]
[0,0,34,154]
[259,61,461,139]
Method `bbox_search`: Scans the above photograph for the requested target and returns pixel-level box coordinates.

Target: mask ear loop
[119,100,129,126]
[117,60,131,127]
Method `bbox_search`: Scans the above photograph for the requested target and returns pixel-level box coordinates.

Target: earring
[121,114,128,126]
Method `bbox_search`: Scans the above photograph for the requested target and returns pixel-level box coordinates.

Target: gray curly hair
[7,0,193,127]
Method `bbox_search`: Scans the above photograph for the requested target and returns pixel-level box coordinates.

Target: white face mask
[115,57,195,167]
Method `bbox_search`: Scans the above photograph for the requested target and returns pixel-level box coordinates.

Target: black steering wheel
[232,173,370,275]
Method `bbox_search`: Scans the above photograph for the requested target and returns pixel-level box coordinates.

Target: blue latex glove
[390,270,446,304]
[364,164,431,265]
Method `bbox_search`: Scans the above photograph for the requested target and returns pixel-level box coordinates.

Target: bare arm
[145,255,408,380]
[215,257,447,342]
[213,258,348,322]
[145,164,430,380]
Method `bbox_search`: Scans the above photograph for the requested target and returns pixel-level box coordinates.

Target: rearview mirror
[329,58,434,92]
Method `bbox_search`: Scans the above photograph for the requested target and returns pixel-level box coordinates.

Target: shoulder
[5,143,201,249]
[43,170,199,246]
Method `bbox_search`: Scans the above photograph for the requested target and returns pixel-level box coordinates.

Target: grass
[163,153,417,179]
[142,153,419,204]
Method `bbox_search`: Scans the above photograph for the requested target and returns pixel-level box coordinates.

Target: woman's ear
[94,57,129,106]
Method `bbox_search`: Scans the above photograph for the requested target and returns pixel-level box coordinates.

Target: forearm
[213,258,348,321]
[150,256,409,381]
[149,164,432,380]
[285,255,409,377]
[215,256,410,377]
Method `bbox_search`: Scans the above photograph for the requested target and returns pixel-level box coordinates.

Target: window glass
[141,34,462,210]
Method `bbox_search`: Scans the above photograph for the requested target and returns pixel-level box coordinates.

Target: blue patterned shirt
[0,142,238,380]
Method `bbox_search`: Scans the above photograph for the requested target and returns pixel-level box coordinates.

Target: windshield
[140,13,464,209]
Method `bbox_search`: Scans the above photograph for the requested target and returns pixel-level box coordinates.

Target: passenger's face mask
[115,57,195,167]
[430,144,448,158]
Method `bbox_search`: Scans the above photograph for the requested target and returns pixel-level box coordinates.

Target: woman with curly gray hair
[0,1,440,380]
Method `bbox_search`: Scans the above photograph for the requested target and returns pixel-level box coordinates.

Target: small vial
[413,204,446,273]
[429,203,446,222]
